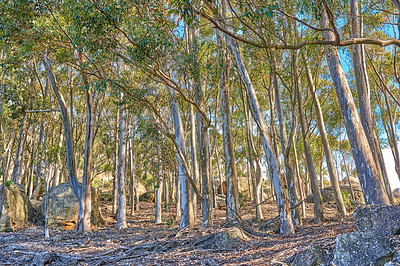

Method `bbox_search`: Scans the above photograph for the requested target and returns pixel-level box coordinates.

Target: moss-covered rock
[0,183,34,230]
[39,182,104,230]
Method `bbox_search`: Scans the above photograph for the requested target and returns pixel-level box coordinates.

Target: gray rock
[333,231,393,266]
[306,185,364,204]
[354,205,400,236]
[199,227,250,250]
[139,190,155,202]
[30,252,53,266]
[292,244,328,266]
[0,184,34,230]
[393,250,400,264]
[40,182,104,230]
[393,188,400,199]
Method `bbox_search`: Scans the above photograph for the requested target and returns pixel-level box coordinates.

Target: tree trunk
[43,53,92,233]
[168,86,194,228]
[189,104,198,220]
[350,0,394,204]
[294,54,324,223]
[12,114,27,184]
[31,121,44,200]
[320,11,389,205]
[272,68,301,225]
[116,92,127,229]
[155,148,163,224]
[112,108,120,216]
[129,122,136,215]
[76,56,94,233]
[303,54,347,216]
[229,37,294,234]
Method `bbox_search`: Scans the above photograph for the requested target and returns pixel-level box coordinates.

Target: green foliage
[341,190,351,207]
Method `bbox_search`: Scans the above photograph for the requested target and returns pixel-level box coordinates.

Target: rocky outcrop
[353,205,400,236]
[305,185,364,204]
[333,231,393,266]
[197,227,250,250]
[40,182,104,230]
[332,204,400,266]
[139,190,155,202]
[0,183,34,230]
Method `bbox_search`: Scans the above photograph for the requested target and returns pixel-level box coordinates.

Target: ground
[0,194,388,265]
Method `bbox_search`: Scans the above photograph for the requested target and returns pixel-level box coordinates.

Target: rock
[30,252,78,266]
[40,182,104,230]
[305,185,364,204]
[392,250,400,263]
[0,183,34,230]
[291,244,328,266]
[384,262,398,266]
[393,188,400,199]
[199,227,250,250]
[333,231,393,266]
[354,205,400,236]
[200,258,218,265]
[215,194,226,209]
[136,182,147,196]
[139,190,155,202]
[340,176,360,186]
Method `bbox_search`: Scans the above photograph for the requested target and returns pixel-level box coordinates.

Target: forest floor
[1,194,395,265]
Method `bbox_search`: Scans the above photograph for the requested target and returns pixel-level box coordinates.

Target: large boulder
[353,205,400,236]
[139,190,155,202]
[291,244,329,266]
[333,231,393,266]
[0,183,34,230]
[340,176,360,186]
[306,185,364,204]
[198,227,250,250]
[40,182,104,230]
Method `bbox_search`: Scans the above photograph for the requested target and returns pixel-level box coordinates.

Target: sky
[382,143,400,189]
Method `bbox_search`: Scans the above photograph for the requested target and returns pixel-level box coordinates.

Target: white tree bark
[117,92,127,229]
[321,11,389,205]
[168,86,194,229]
[229,38,294,234]
[350,0,394,204]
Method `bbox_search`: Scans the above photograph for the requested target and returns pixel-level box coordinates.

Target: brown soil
[0,196,362,265]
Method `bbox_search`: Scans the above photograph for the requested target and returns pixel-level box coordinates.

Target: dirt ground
[0,195,373,265]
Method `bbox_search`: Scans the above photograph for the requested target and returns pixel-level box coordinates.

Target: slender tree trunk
[294,54,324,223]
[117,93,127,229]
[12,114,27,184]
[350,0,394,204]
[189,105,198,220]
[129,122,136,215]
[0,51,6,135]
[175,166,181,220]
[43,53,81,195]
[272,68,301,225]
[320,11,389,205]
[43,132,50,239]
[303,54,347,216]
[76,57,94,233]
[229,37,294,234]
[112,108,120,216]
[155,147,163,224]
[31,121,44,200]
[168,86,194,228]
[243,94,263,221]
